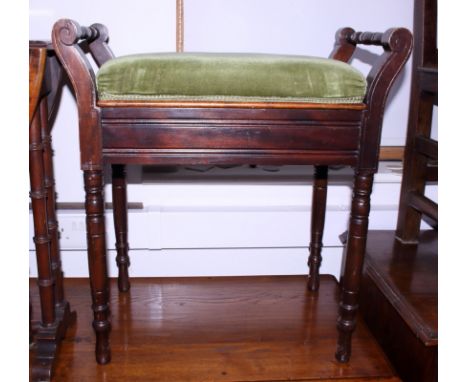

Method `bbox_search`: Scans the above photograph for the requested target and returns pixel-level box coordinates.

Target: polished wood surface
[111,164,131,292]
[378,146,404,161]
[52,19,412,364]
[307,166,328,291]
[395,0,438,242]
[29,42,48,124]
[359,2,438,380]
[363,230,437,344]
[29,41,75,381]
[360,230,437,382]
[30,276,400,382]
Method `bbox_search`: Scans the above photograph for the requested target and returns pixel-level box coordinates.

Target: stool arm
[52,19,103,170]
[359,28,413,170]
[331,27,413,170]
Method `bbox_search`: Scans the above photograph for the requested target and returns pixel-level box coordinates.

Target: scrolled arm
[358,28,413,169]
[54,19,99,46]
[330,27,412,169]
[52,19,107,170]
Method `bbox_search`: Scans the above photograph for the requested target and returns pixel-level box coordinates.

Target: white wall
[185,0,418,147]
[29,1,437,280]
[29,0,176,203]
[28,0,418,203]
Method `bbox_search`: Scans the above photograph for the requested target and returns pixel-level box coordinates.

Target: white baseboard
[29,163,437,279]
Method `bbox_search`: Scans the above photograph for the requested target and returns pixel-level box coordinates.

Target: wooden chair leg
[84,169,111,364]
[335,171,373,363]
[307,165,328,291]
[112,164,130,292]
[40,99,66,308]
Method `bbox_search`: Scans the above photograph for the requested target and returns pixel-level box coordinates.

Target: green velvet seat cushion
[97,53,367,103]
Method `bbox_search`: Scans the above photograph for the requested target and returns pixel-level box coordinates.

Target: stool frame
[52,19,412,365]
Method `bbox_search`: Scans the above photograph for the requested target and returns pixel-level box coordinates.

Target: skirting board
[29,246,344,279]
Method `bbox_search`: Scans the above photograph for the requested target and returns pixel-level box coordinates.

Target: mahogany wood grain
[30,98,56,328]
[360,230,437,381]
[395,0,438,243]
[407,191,438,222]
[414,135,437,160]
[112,164,130,292]
[378,146,404,161]
[41,97,65,307]
[336,171,373,362]
[51,19,412,364]
[30,276,400,382]
[102,122,361,151]
[307,166,328,291]
[102,149,359,167]
[29,42,47,124]
[29,41,75,381]
[83,169,111,364]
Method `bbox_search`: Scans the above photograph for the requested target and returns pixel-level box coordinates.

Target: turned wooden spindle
[112,164,130,292]
[335,171,373,362]
[84,169,111,364]
[40,98,65,307]
[30,105,56,327]
[307,166,328,291]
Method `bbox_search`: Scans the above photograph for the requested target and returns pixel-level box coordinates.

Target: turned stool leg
[84,169,111,364]
[40,99,66,309]
[335,171,373,363]
[112,164,130,292]
[30,109,56,328]
[307,166,328,291]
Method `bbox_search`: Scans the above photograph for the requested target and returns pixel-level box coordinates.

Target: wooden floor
[360,230,437,382]
[30,275,399,382]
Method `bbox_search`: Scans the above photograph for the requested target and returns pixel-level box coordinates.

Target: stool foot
[95,332,111,365]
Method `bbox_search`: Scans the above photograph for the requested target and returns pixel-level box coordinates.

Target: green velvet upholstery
[97,53,367,103]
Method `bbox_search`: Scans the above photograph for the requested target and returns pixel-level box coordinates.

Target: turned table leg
[112,164,130,292]
[84,169,111,364]
[30,109,56,329]
[30,104,58,381]
[335,171,373,363]
[307,166,328,291]
[40,99,66,310]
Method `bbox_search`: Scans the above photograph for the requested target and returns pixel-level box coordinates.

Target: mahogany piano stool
[51,19,412,366]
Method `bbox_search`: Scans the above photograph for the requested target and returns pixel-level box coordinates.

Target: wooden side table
[29,41,75,382]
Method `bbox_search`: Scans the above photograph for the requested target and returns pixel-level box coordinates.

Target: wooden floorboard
[30,275,399,381]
